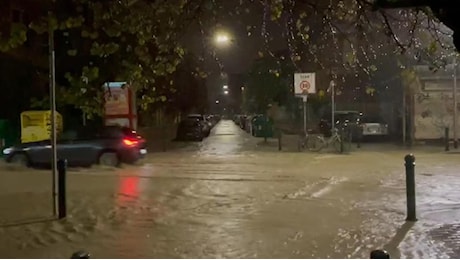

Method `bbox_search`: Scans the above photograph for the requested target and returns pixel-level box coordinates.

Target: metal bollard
[57,159,67,219]
[278,130,282,151]
[404,154,417,222]
[445,127,450,151]
[71,251,91,259]
[356,127,362,149]
[348,129,353,152]
[370,249,390,259]
[340,128,344,153]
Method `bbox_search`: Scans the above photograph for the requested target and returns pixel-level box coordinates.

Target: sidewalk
[359,153,460,258]
[243,132,460,258]
[254,131,455,155]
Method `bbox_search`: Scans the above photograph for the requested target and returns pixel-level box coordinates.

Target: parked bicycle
[302,127,352,153]
[297,130,321,152]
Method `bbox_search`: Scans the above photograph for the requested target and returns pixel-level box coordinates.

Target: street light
[224,90,229,95]
[223,85,228,89]
[215,100,220,104]
[214,30,235,48]
[215,33,230,45]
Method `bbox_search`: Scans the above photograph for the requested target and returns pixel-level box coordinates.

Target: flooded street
[1,120,460,258]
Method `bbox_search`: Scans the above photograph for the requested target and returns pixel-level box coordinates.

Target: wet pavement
[1,120,460,258]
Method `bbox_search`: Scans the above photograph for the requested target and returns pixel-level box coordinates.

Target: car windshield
[336,114,359,122]
[180,119,201,127]
[323,112,361,123]
[188,115,204,120]
[96,126,138,138]
[362,116,385,123]
[120,127,140,138]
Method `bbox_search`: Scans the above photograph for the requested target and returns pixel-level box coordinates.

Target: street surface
[1,120,460,258]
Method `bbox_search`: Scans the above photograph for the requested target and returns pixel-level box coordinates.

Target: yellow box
[21,110,63,143]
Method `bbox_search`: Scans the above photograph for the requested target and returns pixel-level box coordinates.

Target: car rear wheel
[98,152,120,167]
[10,153,29,167]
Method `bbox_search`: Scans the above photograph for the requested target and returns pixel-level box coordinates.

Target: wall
[412,65,459,140]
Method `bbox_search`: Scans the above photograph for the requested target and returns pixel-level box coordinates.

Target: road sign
[300,81,310,93]
[294,73,316,95]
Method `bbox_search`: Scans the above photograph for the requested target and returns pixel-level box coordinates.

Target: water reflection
[117,176,140,205]
[115,176,144,257]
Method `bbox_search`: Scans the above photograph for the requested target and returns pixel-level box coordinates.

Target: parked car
[176,118,204,141]
[319,111,362,139]
[3,125,147,168]
[207,114,221,127]
[187,114,211,137]
[360,116,389,137]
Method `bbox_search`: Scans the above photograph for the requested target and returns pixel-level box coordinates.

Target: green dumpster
[0,120,19,156]
[252,115,274,138]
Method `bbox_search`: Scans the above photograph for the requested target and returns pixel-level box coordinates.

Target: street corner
[427,222,460,258]
[398,221,460,259]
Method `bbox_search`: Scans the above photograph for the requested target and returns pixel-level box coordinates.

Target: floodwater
[1,120,460,258]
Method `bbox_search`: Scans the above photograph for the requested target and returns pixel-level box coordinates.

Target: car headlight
[3,147,13,155]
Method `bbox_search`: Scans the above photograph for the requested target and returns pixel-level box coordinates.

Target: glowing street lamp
[215,100,220,104]
[224,90,229,95]
[223,85,228,89]
[215,33,230,45]
[214,30,234,47]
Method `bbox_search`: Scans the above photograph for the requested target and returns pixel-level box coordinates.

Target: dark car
[206,114,221,127]
[187,114,211,137]
[3,125,147,167]
[176,118,204,141]
[319,111,363,139]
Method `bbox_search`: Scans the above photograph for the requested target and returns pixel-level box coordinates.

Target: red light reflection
[117,176,140,205]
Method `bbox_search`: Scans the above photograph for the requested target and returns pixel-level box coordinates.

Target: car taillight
[122,138,139,147]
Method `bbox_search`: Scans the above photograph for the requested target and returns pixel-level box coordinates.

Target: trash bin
[0,120,19,156]
[252,115,274,138]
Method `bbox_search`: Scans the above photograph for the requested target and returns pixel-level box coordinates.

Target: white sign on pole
[294,73,316,95]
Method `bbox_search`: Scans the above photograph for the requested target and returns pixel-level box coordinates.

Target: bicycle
[308,128,351,153]
[297,130,321,152]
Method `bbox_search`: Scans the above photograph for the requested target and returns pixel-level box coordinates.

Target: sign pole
[303,95,307,135]
[294,73,316,135]
[454,56,458,148]
[330,80,335,131]
[48,20,58,217]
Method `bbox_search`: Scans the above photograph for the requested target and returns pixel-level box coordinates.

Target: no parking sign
[294,73,316,95]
